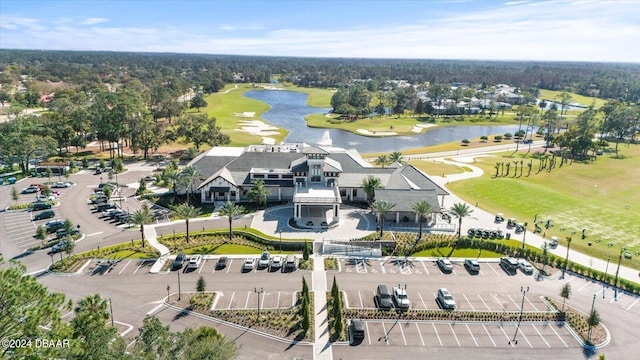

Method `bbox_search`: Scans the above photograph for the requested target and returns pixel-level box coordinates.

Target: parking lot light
[177,271,182,301]
[509,286,529,345]
[254,287,264,318]
[613,247,626,301]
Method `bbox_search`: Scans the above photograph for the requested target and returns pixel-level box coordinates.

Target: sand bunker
[356,129,398,136]
[237,120,280,145]
[234,112,256,118]
[411,123,438,133]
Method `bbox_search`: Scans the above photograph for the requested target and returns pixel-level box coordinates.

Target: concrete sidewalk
[312,253,332,360]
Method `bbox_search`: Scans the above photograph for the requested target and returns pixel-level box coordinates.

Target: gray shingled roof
[374,188,441,212]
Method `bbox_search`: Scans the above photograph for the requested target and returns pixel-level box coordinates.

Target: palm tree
[72,293,110,335]
[164,167,180,201]
[218,201,245,240]
[172,203,201,243]
[389,151,405,165]
[179,165,201,204]
[411,200,433,241]
[131,203,154,248]
[361,175,382,203]
[246,179,269,208]
[369,200,395,238]
[450,202,473,240]
[587,309,601,343]
[375,154,389,168]
[560,283,571,313]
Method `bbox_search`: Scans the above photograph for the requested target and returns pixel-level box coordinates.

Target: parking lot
[355,320,579,349]
[1,210,38,249]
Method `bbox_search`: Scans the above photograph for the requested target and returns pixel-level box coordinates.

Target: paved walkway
[312,253,332,360]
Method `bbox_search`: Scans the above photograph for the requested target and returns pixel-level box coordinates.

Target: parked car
[523,139,533,144]
[95,203,116,212]
[375,284,394,310]
[393,286,410,309]
[188,255,203,269]
[350,319,365,342]
[284,255,297,271]
[215,256,228,270]
[464,259,480,273]
[500,257,519,273]
[171,252,186,271]
[32,201,52,211]
[33,210,55,220]
[56,228,79,239]
[507,218,517,228]
[51,240,69,253]
[258,251,270,268]
[437,288,456,310]
[51,182,69,188]
[143,175,157,182]
[436,258,454,273]
[45,220,65,233]
[35,194,56,202]
[242,258,255,271]
[549,236,559,248]
[515,223,525,234]
[21,186,39,194]
[269,255,282,271]
[518,259,534,274]
[495,213,504,222]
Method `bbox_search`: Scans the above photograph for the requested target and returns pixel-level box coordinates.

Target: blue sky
[1,0,639,62]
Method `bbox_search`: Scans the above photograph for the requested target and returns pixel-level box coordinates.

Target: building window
[267,174,279,179]
[230,191,236,197]
[340,189,346,196]
[253,174,264,179]
[311,164,321,182]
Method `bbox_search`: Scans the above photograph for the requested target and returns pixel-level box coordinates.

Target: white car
[51,182,70,188]
[270,255,282,270]
[258,251,270,268]
[437,258,454,273]
[518,259,534,274]
[188,255,202,269]
[393,286,410,309]
[437,288,456,310]
[242,258,255,271]
[35,194,56,202]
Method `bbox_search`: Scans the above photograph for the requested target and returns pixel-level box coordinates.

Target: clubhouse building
[188,143,448,228]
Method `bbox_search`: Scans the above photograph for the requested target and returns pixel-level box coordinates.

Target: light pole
[521,222,528,249]
[177,271,182,301]
[603,256,610,299]
[588,293,596,342]
[509,286,529,345]
[254,287,264,318]
[109,298,114,327]
[613,247,625,301]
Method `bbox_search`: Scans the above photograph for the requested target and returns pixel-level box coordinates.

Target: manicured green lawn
[413,247,502,258]
[408,159,466,176]
[190,243,262,255]
[538,89,607,108]
[447,144,640,269]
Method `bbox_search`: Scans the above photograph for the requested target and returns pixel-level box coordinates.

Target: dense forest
[1,50,640,102]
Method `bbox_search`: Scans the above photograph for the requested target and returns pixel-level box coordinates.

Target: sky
[1,0,639,62]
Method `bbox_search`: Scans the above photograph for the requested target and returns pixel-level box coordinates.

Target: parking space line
[244,291,251,309]
[421,261,430,275]
[449,324,460,346]
[627,298,639,311]
[358,291,364,308]
[520,328,533,348]
[463,293,475,311]
[276,291,281,309]
[452,269,458,276]
[478,294,491,311]
[507,294,520,309]
[549,324,569,347]
[118,260,131,275]
[608,296,617,304]
[500,324,511,344]
[133,261,145,275]
[379,260,386,274]
[562,277,575,287]
[465,324,479,347]
[226,260,232,273]
[366,322,372,345]
[260,291,265,310]
[398,322,407,345]
[525,296,539,311]
[293,292,298,308]
[433,323,443,346]
[227,292,235,310]
[415,323,425,346]
[489,263,500,276]
[482,324,497,347]
[532,324,551,348]
[198,260,205,273]
[418,292,428,310]
[381,322,389,346]
[577,281,591,292]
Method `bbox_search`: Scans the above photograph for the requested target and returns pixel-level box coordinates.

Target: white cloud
[80,17,108,25]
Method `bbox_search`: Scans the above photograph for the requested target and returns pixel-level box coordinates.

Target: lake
[244,90,530,153]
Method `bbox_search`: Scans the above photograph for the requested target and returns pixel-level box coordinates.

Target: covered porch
[293,184,341,227]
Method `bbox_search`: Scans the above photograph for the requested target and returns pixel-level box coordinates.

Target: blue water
[244,90,530,153]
